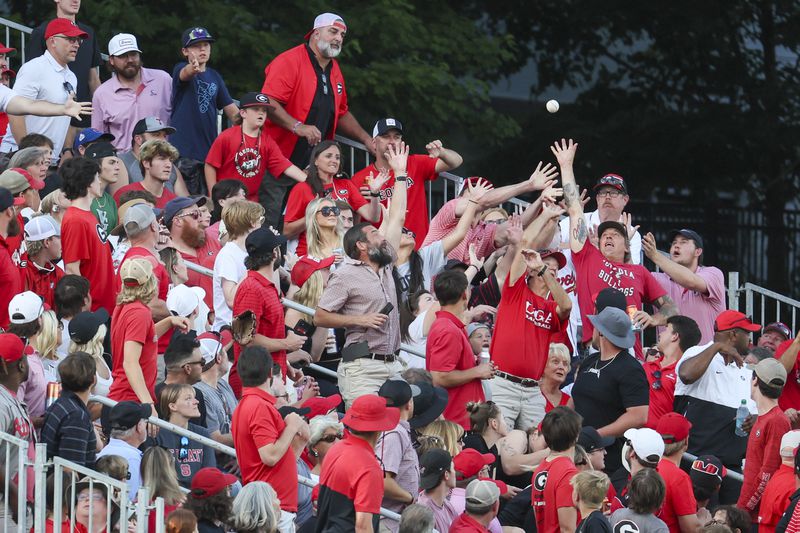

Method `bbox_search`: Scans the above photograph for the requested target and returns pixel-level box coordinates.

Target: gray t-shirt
[395,240,446,297]
[610,508,669,533]
[194,380,237,435]
[119,149,178,191]
[154,422,216,488]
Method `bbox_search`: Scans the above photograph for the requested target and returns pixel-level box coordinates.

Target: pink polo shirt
[422,199,498,263]
[91,67,173,150]
[653,266,725,344]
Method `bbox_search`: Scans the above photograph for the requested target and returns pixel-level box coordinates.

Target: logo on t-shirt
[235,147,262,178]
[336,82,343,94]
[533,470,549,491]
[598,260,636,296]
[557,272,576,294]
[13,416,31,439]
[378,177,416,201]
[525,301,554,329]
[614,520,639,533]
[96,224,108,244]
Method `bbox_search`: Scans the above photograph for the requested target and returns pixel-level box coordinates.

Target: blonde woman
[285,255,335,363]
[67,309,113,398]
[141,446,186,531]
[107,258,190,417]
[34,310,63,383]
[541,343,573,411]
[304,197,344,262]
[40,189,70,224]
[212,199,264,331]
[418,420,465,457]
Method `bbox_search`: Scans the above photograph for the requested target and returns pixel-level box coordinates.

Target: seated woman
[230,481,281,533]
[141,446,186,531]
[155,383,217,488]
[304,197,344,262]
[305,417,345,479]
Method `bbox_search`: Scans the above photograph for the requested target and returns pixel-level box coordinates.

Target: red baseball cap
[341,395,399,432]
[656,412,692,444]
[454,448,495,480]
[0,333,25,363]
[477,477,509,496]
[460,176,494,196]
[190,467,237,499]
[715,310,761,332]
[539,249,567,270]
[0,43,15,55]
[291,255,335,288]
[12,168,44,191]
[45,18,89,40]
[304,394,342,420]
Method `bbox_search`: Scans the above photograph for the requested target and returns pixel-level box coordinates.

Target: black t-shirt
[577,510,613,533]
[289,45,335,166]
[469,272,501,309]
[571,351,649,474]
[462,432,532,489]
[497,485,536,531]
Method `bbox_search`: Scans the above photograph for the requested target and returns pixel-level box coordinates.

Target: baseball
[546,99,560,113]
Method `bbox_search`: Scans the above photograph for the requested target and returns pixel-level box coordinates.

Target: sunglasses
[55,35,83,45]
[176,210,201,221]
[63,81,75,94]
[318,206,341,217]
[179,436,189,460]
[184,359,205,367]
[401,228,416,238]
[318,433,343,443]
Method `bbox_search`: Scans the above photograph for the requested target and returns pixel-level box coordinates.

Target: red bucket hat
[342,395,399,432]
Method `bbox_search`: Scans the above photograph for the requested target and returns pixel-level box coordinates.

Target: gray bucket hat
[588,307,636,349]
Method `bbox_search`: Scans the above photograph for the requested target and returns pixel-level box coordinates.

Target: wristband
[537,266,547,277]
[291,120,302,134]
[395,175,408,182]
[468,199,478,204]
[369,191,381,198]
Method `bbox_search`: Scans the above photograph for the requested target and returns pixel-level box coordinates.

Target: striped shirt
[41,390,96,467]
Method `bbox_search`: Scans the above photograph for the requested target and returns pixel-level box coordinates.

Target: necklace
[587,354,618,377]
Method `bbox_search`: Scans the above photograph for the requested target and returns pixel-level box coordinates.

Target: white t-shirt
[0,85,16,113]
[395,240,446,296]
[400,309,429,368]
[1,51,76,161]
[675,342,756,412]
[212,241,247,331]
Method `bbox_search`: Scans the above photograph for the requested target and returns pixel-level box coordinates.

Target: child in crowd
[572,470,612,533]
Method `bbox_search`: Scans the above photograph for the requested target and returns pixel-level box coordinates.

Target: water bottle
[479,348,490,367]
[735,400,749,437]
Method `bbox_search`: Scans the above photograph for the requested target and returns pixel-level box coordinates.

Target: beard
[7,216,20,237]
[368,241,393,267]
[317,41,341,59]
[182,225,207,249]
[115,62,141,81]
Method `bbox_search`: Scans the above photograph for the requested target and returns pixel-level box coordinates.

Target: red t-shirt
[426,310,485,429]
[776,340,800,411]
[108,301,157,403]
[0,236,21,327]
[205,125,292,201]
[262,44,348,159]
[179,239,221,310]
[232,387,298,511]
[61,206,115,313]
[544,392,570,413]
[532,455,578,533]
[116,246,170,301]
[230,271,287,397]
[490,276,563,380]
[758,463,797,533]
[351,154,438,248]
[18,253,64,311]
[737,405,791,518]
[644,359,678,429]
[449,513,490,532]
[656,459,697,532]
[113,182,176,210]
[572,243,666,359]
[6,213,24,266]
[284,179,368,256]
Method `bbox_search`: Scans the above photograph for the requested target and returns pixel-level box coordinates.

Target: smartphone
[293,319,314,337]
[379,302,394,315]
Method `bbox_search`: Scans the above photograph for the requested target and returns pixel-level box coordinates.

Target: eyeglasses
[596,190,624,199]
[55,35,83,45]
[176,211,201,221]
[184,359,205,367]
[77,492,105,503]
[651,370,662,390]
[401,228,416,239]
[63,81,75,94]
[179,436,189,460]
[318,433,343,443]
[484,218,508,225]
[318,206,341,217]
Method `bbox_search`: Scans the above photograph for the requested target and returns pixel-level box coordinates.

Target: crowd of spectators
[0,5,799,533]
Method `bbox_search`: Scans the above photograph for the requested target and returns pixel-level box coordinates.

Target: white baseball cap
[166,284,201,318]
[780,430,800,457]
[305,13,347,39]
[24,215,60,242]
[623,427,664,469]
[108,33,142,57]
[197,333,222,365]
[8,291,44,324]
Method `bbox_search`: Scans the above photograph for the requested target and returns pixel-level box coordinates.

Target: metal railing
[0,431,31,532]
[0,16,31,65]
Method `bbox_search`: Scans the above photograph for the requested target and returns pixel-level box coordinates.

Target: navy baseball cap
[372,118,404,138]
[245,227,287,256]
[73,128,115,151]
[668,229,704,249]
[163,196,207,228]
[182,27,215,48]
[239,92,274,109]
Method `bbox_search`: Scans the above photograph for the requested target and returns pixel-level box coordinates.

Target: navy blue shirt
[169,63,233,161]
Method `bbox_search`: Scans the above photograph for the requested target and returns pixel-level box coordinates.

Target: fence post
[33,443,48,533]
[728,271,740,311]
[745,284,754,320]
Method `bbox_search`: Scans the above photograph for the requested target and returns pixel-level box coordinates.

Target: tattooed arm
[631,294,680,329]
[550,139,586,253]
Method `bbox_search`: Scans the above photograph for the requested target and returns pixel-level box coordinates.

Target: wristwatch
[395,175,408,182]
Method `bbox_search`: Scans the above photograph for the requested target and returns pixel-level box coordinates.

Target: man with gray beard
[260,12,372,227]
[316,222,402,408]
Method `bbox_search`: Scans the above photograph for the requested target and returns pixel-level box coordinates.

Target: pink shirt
[653,266,725,344]
[18,352,46,419]
[416,491,458,533]
[422,199,497,263]
[91,67,173,150]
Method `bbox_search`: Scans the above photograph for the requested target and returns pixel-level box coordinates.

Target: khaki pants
[489,375,546,431]
[338,358,403,409]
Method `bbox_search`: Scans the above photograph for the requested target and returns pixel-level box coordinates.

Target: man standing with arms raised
[260,12,372,227]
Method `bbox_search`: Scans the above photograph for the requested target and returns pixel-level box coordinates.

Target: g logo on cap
[256,94,269,103]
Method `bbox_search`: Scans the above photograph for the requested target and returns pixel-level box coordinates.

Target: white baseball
[546,99,560,113]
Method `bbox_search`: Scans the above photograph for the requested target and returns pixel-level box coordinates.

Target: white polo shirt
[0,50,76,162]
[674,342,755,409]
[0,85,16,113]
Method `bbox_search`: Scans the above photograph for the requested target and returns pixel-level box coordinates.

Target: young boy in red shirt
[532,406,581,533]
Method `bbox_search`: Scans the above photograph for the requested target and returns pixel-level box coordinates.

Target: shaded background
[5,0,800,297]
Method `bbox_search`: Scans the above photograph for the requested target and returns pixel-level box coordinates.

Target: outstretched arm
[643,232,708,293]
[382,143,410,253]
[453,165,558,218]
[440,179,492,255]
[551,139,586,254]
[6,94,91,119]
[508,202,565,285]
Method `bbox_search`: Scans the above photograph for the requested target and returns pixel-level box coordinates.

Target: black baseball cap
[372,118,404,138]
[163,196,207,227]
[84,141,117,161]
[378,379,420,408]
[419,448,452,490]
[690,454,726,491]
[182,26,215,48]
[410,382,449,429]
[68,309,110,345]
[245,227,287,256]
[444,259,469,272]
[668,229,704,249]
[578,426,615,453]
[595,287,626,313]
[278,405,311,419]
[240,92,273,109]
[597,221,628,242]
[110,401,151,430]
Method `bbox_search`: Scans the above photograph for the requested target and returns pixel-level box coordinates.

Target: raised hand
[527,161,559,191]
[540,185,563,205]
[368,167,391,196]
[505,215,523,245]
[642,232,658,260]
[541,201,566,220]
[386,141,410,175]
[550,138,578,167]
[467,177,492,204]
[63,96,91,119]
[587,223,599,249]
[520,249,545,272]
[619,212,640,240]
[425,139,443,159]
[468,243,485,270]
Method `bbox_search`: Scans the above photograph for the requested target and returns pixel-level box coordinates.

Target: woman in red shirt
[542,343,573,412]
[283,141,385,256]
[141,446,186,531]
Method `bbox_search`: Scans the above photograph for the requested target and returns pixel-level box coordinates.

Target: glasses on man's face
[179,436,189,460]
[55,35,83,45]
[401,228,416,239]
[176,210,201,221]
[63,81,75,94]
[184,359,204,367]
[484,218,508,225]
[77,492,104,503]
[318,206,341,217]
[596,190,623,199]
[318,433,343,444]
